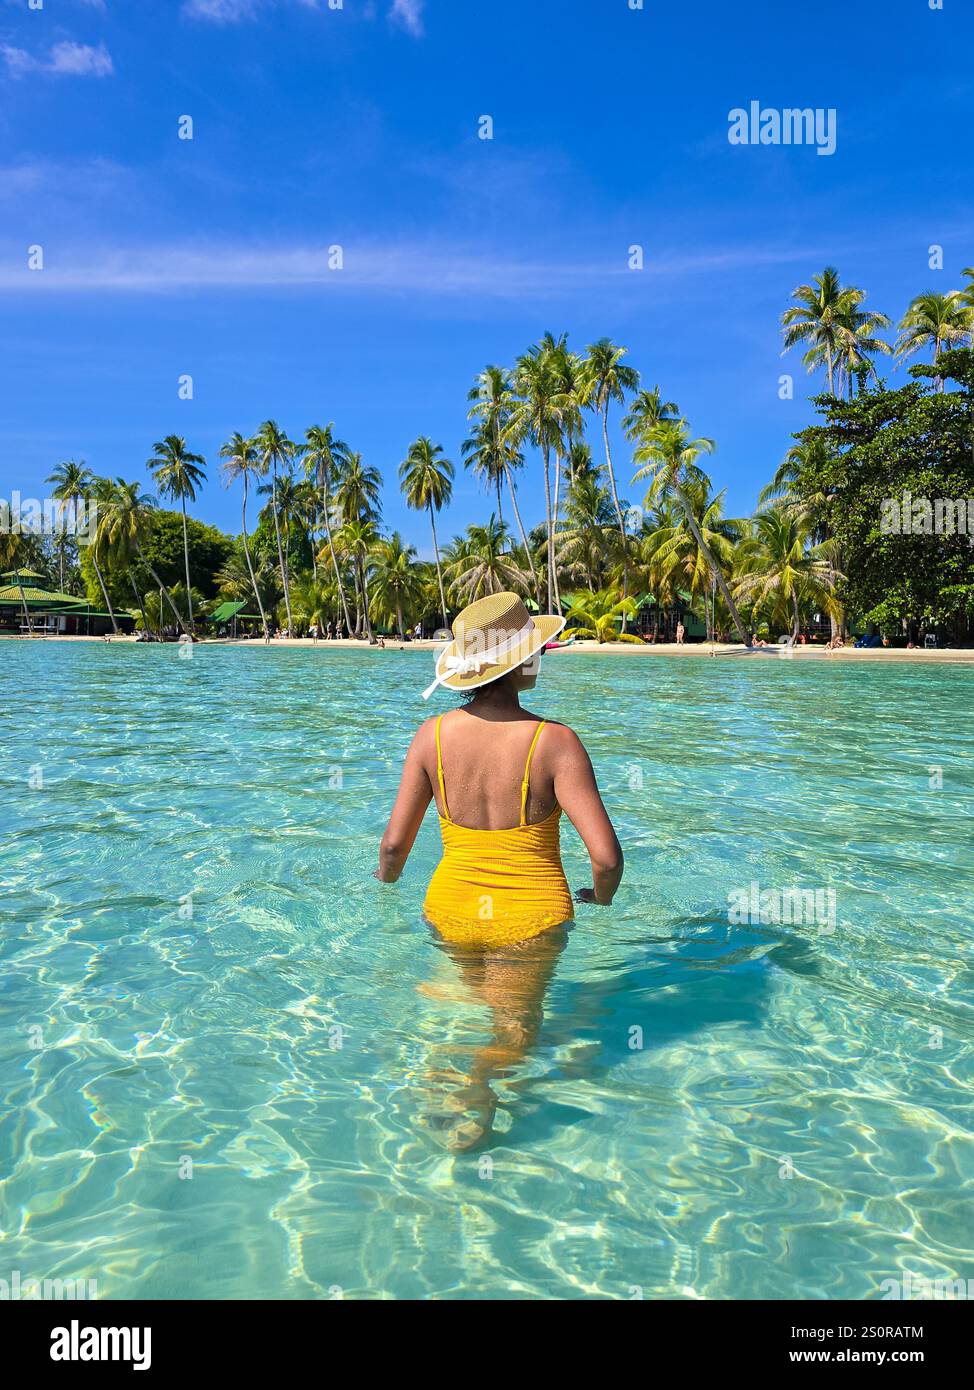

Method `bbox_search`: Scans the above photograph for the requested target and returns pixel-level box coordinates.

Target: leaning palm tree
[253,420,297,634]
[581,338,640,622]
[632,419,751,645]
[219,431,270,639]
[302,423,354,638]
[95,479,191,637]
[896,292,973,389]
[47,461,120,634]
[399,437,454,631]
[445,516,531,604]
[146,436,206,634]
[733,510,841,640]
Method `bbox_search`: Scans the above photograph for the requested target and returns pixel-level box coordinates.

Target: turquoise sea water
[1,641,972,1300]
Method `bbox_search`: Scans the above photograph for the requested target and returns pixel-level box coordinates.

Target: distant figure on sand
[376,592,623,1150]
[675,621,685,645]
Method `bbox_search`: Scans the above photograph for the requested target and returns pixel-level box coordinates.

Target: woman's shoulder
[531,716,587,757]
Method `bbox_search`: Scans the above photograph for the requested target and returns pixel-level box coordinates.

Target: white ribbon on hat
[422,620,536,700]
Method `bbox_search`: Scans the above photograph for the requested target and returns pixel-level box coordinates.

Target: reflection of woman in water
[376,593,623,1148]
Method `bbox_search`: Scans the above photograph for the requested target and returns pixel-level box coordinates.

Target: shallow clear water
[1,641,972,1300]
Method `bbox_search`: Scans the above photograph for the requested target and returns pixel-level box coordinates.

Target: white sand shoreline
[3,634,973,663]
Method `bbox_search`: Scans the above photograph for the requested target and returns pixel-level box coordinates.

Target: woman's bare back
[427,706,557,830]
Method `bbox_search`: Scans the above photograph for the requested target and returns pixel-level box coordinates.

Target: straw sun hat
[422,591,566,700]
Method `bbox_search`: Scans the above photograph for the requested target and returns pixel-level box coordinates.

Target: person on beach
[675,620,685,645]
[376,592,623,1148]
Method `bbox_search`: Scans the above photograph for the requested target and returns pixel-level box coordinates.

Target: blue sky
[2,0,972,556]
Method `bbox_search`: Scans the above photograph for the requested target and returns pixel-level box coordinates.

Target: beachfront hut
[0,570,132,636]
[208,600,261,637]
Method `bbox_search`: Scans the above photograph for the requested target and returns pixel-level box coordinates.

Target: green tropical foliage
[30,260,974,648]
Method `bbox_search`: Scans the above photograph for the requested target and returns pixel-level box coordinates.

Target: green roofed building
[0,571,133,636]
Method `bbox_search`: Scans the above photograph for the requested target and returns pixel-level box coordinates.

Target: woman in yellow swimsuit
[376,592,623,1147]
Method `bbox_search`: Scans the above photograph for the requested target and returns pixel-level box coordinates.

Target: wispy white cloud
[2,41,114,79]
[0,237,817,297]
[389,0,423,36]
[182,0,319,20]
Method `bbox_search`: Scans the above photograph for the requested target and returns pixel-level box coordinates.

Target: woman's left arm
[375,723,434,882]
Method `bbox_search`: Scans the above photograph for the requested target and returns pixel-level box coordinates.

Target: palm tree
[733,510,841,640]
[545,336,586,610]
[334,452,382,636]
[466,365,541,603]
[146,436,206,634]
[339,517,380,643]
[219,431,270,639]
[445,516,530,604]
[554,472,617,590]
[632,419,751,645]
[95,479,191,637]
[370,533,426,638]
[581,338,640,623]
[621,386,680,444]
[641,481,738,622]
[254,420,297,633]
[563,587,642,644]
[759,439,845,640]
[302,423,354,637]
[399,437,454,631]
[781,266,868,395]
[896,292,973,389]
[508,346,566,612]
[47,461,120,634]
[835,312,893,398]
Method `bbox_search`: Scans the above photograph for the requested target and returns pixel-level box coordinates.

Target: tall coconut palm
[333,452,382,636]
[445,516,530,604]
[219,431,270,639]
[896,292,973,389]
[581,338,640,624]
[545,336,585,610]
[781,266,868,395]
[254,420,297,633]
[146,436,206,634]
[339,516,380,643]
[399,437,454,631]
[302,423,354,637]
[95,479,191,637]
[733,510,841,640]
[466,365,541,604]
[370,532,426,638]
[47,461,120,634]
[508,346,566,612]
[632,419,751,645]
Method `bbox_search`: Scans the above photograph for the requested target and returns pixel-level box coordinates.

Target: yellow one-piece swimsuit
[423,716,574,948]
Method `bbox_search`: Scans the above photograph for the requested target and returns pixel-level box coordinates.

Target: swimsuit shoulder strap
[519,720,547,827]
[434,714,451,822]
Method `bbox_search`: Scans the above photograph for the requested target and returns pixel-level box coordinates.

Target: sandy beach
[6,633,974,663]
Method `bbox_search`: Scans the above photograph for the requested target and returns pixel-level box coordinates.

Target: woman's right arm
[550,727,623,905]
